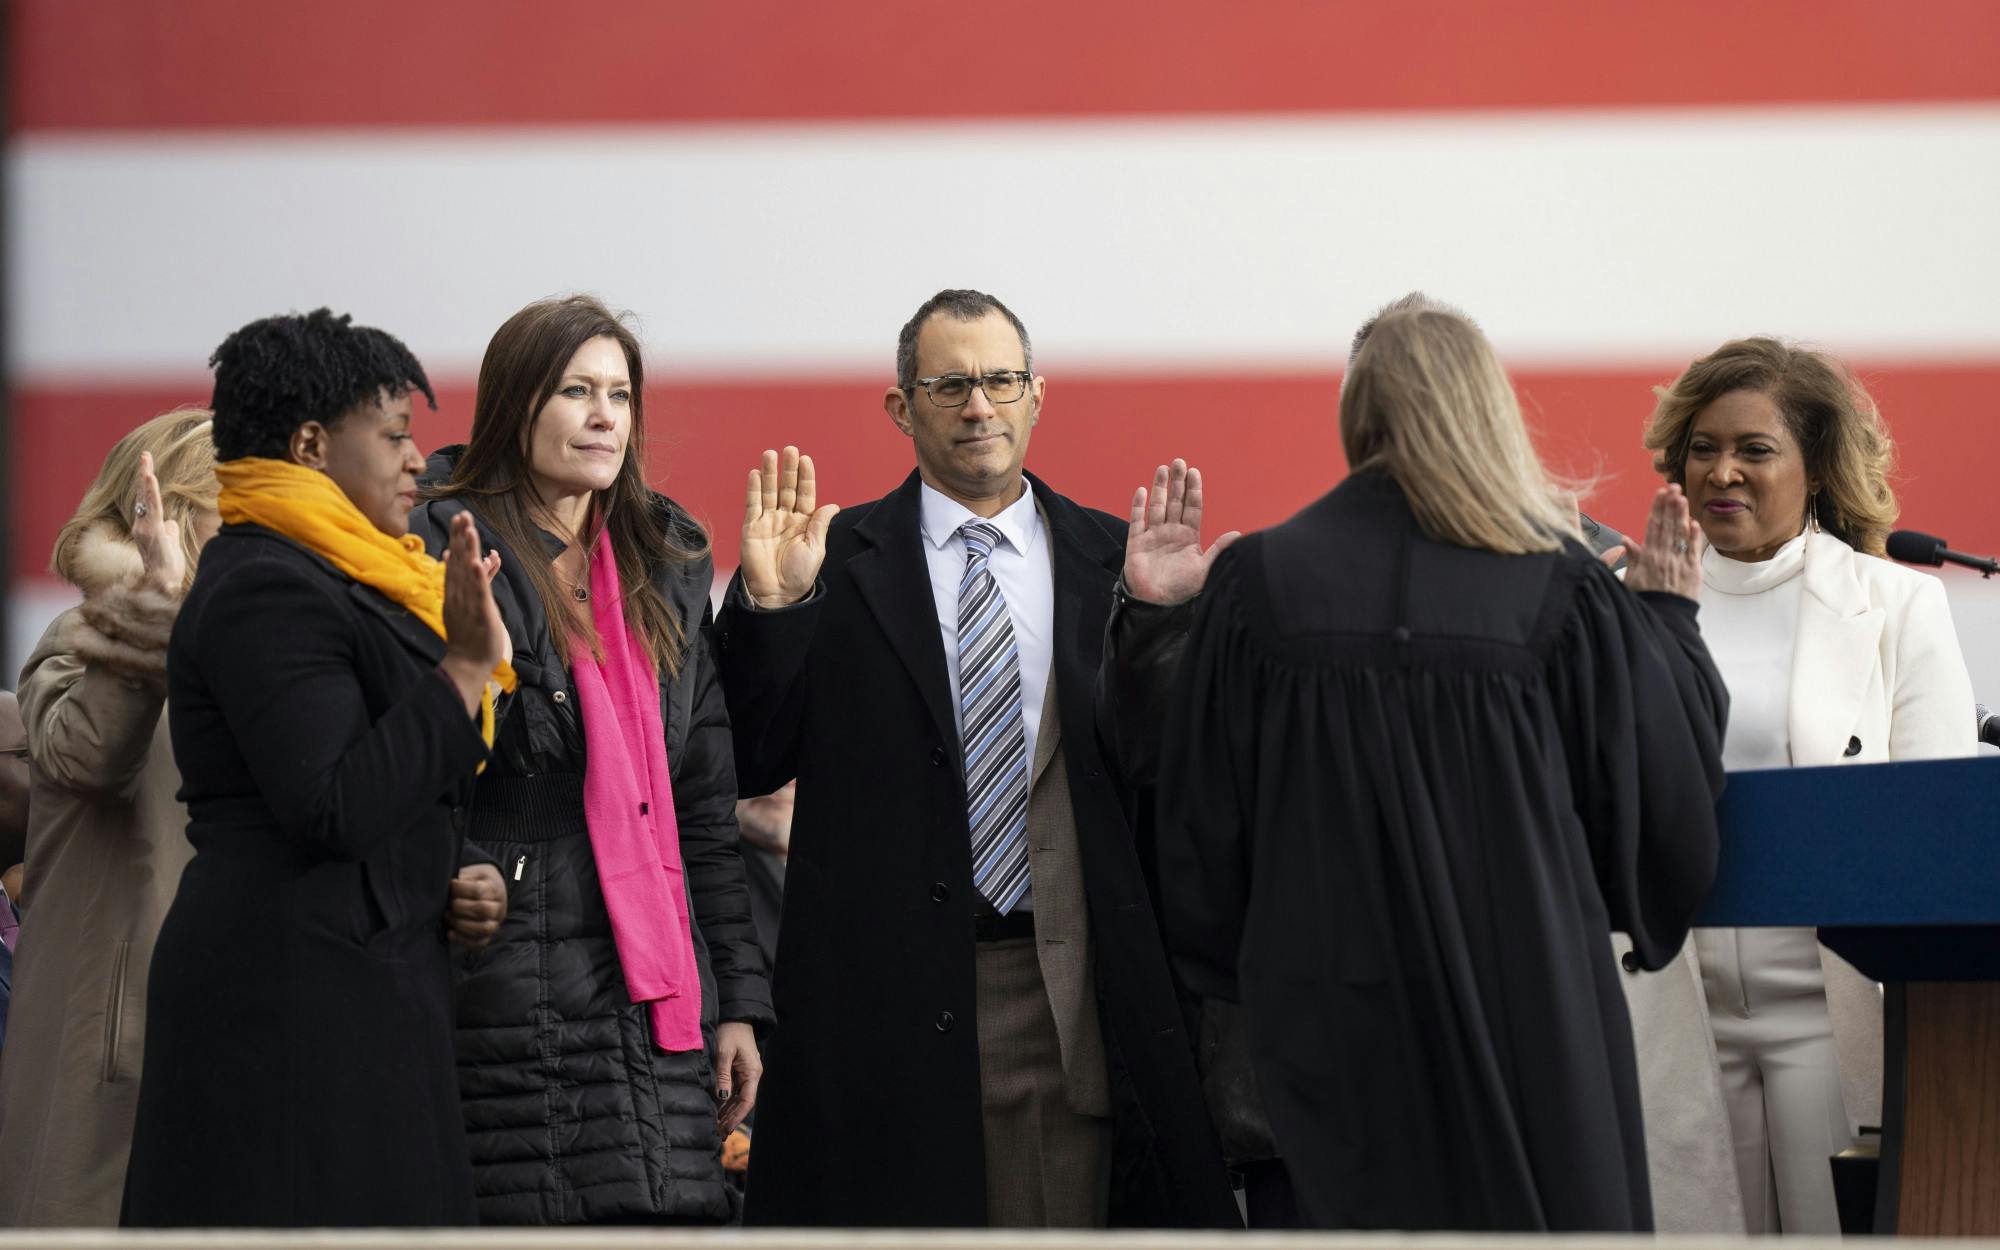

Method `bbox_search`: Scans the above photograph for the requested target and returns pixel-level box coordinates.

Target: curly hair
[1643,338,1898,555]
[208,308,436,462]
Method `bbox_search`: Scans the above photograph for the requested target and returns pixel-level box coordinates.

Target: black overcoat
[122,525,489,1227]
[715,470,1237,1228]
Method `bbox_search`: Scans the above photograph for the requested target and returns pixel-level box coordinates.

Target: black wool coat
[716,470,1238,1229]
[122,526,489,1227]
[410,454,772,1225]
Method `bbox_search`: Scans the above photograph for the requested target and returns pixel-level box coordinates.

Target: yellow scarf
[216,458,517,757]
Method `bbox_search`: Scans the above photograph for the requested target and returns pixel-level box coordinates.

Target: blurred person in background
[1637,338,1977,1234]
[0,409,216,1226]
[0,694,26,1053]
[734,781,792,973]
[721,782,793,1195]
[121,310,511,1227]
[413,294,770,1226]
[1119,296,1728,1230]
[0,693,27,886]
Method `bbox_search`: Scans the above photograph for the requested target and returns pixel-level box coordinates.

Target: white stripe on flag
[10,104,2000,380]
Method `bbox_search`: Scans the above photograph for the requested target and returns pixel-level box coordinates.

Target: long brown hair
[54,408,217,592]
[430,295,705,676]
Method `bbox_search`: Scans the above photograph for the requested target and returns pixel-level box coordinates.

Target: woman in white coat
[1637,337,1977,1234]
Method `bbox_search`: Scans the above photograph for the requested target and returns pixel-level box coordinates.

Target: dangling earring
[1807,488,1821,534]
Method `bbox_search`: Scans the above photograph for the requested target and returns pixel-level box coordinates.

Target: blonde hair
[1643,338,1897,555]
[1341,299,1580,555]
[53,408,218,591]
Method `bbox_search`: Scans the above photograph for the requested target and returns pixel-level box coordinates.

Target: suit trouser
[1695,927,1849,1235]
[974,935,1112,1228]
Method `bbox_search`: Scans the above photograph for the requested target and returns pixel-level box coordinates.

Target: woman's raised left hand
[715,1020,762,1135]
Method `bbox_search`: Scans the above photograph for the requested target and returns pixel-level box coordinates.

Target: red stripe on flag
[13,0,2000,133]
[15,363,1999,579]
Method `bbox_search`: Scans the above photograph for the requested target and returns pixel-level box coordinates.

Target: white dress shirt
[920,479,1055,909]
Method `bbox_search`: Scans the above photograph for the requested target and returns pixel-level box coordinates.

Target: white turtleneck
[1699,530,1809,772]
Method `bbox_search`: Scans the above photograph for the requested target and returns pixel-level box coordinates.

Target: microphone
[1886,530,1999,578]
[1980,704,2000,750]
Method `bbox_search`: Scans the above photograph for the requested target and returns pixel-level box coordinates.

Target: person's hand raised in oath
[740,446,838,609]
[132,452,187,595]
[1122,459,1241,606]
[1621,485,1704,601]
[439,512,512,715]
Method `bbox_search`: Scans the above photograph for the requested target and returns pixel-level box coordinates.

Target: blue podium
[1694,756,2000,1236]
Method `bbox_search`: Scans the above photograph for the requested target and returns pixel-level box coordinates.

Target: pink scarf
[571,529,703,1052]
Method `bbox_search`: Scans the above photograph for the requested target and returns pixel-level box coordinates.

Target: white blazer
[1782,529,1976,1131]
[1788,528,1978,768]
[1618,530,1977,1230]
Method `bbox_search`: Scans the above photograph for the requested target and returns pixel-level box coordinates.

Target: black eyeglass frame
[904,370,1033,409]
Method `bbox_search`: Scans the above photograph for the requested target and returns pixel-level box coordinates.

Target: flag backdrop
[9,1,1999,647]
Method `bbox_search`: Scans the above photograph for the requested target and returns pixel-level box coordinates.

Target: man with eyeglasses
[714,288,1239,1230]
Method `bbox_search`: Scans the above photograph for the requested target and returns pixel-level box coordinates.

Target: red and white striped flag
[11,1,1998,659]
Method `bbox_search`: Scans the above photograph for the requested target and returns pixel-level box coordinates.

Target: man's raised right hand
[741,446,837,608]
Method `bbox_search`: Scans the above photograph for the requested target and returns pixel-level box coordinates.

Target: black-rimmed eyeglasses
[907,371,1031,409]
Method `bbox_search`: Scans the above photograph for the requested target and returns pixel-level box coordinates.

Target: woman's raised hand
[132,452,187,595]
[741,446,838,608]
[1622,484,1704,600]
[440,512,511,714]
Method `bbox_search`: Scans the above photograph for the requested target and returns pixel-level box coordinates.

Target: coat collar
[1788,529,1885,765]
[848,469,1122,763]
[222,524,449,668]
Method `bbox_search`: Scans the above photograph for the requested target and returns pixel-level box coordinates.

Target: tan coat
[1023,674,1110,1118]
[0,525,192,1226]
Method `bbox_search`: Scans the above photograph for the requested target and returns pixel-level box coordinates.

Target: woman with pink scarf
[411,295,771,1225]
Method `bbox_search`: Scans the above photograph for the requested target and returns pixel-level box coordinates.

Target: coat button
[450,805,466,829]
[1844,735,1862,757]
[935,1011,955,1033]
[931,747,946,767]
[1621,950,1642,974]
[552,690,568,704]
[931,883,949,903]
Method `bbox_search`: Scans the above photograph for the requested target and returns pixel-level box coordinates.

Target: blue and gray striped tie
[956,521,1031,914]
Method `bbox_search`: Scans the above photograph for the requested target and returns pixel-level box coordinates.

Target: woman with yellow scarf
[122,309,512,1228]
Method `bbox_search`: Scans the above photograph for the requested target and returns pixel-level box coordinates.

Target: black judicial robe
[1132,472,1727,1231]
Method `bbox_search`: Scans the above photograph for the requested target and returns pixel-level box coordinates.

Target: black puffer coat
[412,451,772,1225]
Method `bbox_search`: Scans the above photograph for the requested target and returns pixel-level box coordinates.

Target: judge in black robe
[1111,463,1728,1230]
